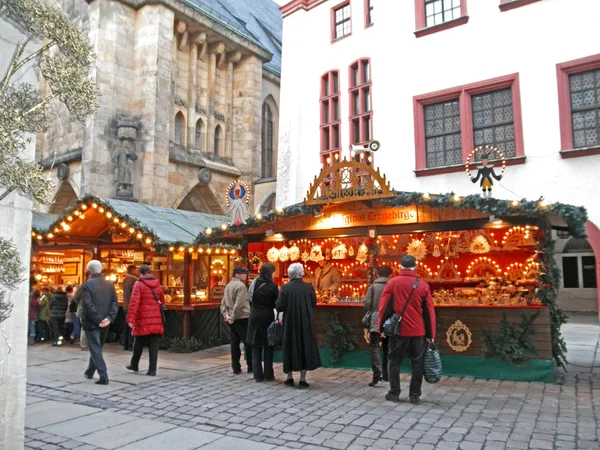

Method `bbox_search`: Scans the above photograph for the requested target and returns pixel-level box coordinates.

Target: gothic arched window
[261,102,274,178]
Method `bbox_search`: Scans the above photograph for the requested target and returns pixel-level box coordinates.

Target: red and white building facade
[276,0,600,313]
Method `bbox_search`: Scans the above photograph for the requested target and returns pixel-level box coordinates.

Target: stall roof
[32,212,60,233]
[32,197,229,248]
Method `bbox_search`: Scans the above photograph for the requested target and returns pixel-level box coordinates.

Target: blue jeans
[72,316,81,339]
[29,319,36,336]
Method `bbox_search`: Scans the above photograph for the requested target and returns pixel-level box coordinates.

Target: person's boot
[368,376,383,387]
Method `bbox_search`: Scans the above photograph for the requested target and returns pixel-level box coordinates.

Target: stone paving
[23,316,600,450]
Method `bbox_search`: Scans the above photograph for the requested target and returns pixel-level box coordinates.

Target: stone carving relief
[112,117,138,200]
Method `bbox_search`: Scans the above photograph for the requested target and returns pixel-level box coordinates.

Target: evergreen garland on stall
[536,231,569,368]
[481,311,539,366]
[323,313,358,363]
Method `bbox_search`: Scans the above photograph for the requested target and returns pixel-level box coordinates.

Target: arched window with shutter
[214,125,223,156]
[195,119,205,150]
[174,112,185,146]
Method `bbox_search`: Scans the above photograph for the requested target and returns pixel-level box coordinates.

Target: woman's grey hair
[288,263,304,280]
[87,260,102,274]
[401,265,417,271]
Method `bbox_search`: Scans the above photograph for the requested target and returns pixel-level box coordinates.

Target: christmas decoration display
[406,238,428,261]
[465,145,506,199]
[309,245,324,262]
[331,243,348,260]
[469,234,492,254]
[301,251,310,263]
[226,180,251,227]
[288,244,300,261]
[267,246,280,263]
[278,245,289,262]
[432,244,441,258]
[348,245,355,256]
[356,243,368,263]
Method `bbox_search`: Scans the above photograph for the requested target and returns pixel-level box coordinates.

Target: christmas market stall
[31,196,235,340]
[195,159,588,382]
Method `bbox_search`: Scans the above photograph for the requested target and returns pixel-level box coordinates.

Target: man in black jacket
[80,260,119,385]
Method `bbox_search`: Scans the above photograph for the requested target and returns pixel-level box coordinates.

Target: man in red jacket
[378,255,436,404]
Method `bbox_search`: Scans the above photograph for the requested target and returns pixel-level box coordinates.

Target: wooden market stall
[195,160,588,382]
[31,196,236,340]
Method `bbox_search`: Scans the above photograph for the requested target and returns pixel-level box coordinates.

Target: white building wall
[277,0,600,231]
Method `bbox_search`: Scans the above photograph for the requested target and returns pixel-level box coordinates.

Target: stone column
[187,41,198,150]
[232,55,263,176]
[132,4,174,206]
[225,52,241,159]
[207,42,224,156]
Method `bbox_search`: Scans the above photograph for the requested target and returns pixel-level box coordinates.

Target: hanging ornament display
[406,239,428,261]
[464,145,506,200]
[289,244,300,261]
[301,251,310,263]
[469,235,491,254]
[332,243,348,260]
[348,245,355,256]
[432,244,441,258]
[267,246,280,263]
[279,245,289,262]
[309,245,324,262]
[356,243,368,263]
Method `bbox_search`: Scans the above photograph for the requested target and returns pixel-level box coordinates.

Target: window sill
[559,147,600,159]
[365,23,374,29]
[415,156,526,177]
[414,16,469,38]
[255,177,277,185]
[331,33,352,44]
[499,0,542,12]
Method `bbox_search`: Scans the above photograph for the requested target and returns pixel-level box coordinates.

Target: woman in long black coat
[276,262,322,389]
[247,263,279,382]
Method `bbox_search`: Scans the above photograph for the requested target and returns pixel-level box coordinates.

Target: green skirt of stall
[273,349,554,383]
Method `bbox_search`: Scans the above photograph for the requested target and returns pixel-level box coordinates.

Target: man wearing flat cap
[378,255,436,405]
[221,266,253,374]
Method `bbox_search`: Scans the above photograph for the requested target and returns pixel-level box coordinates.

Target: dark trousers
[72,316,81,339]
[369,332,389,380]
[388,336,426,399]
[36,320,50,342]
[252,345,274,380]
[85,328,109,381]
[123,310,133,350]
[130,334,160,373]
[51,317,65,343]
[229,319,252,372]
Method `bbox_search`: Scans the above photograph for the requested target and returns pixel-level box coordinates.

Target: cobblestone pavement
[24,318,600,450]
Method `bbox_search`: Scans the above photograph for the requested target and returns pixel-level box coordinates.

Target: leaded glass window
[569,69,600,148]
[424,100,461,168]
[472,88,516,158]
[425,0,461,28]
[334,4,351,40]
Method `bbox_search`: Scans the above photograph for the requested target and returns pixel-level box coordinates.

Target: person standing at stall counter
[363,265,392,387]
[378,255,436,405]
[122,265,138,351]
[313,259,341,294]
[220,266,253,374]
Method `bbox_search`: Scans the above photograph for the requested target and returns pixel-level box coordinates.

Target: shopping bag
[267,319,283,347]
[424,342,442,384]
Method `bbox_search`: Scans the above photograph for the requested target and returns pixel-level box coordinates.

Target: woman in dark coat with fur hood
[247,263,279,382]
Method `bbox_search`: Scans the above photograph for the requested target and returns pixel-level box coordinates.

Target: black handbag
[267,314,283,347]
[361,287,376,329]
[149,287,167,327]
[382,280,419,336]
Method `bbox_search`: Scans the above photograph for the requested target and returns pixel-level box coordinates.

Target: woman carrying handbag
[126,265,165,376]
[247,263,279,382]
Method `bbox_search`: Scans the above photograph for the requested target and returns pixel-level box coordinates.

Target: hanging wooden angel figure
[465,146,506,199]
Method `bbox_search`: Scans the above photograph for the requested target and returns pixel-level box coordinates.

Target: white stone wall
[276,0,600,231]
[0,19,38,449]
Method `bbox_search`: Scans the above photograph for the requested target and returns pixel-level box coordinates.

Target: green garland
[536,231,568,368]
[481,311,539,366]
[195,190,588,244]
[323,313,357,363]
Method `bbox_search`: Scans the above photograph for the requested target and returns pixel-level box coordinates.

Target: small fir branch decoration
[323,313,357,363]
[481,311,539,366]
[0,237,25,324]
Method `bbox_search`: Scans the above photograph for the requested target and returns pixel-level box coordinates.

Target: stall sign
[134,252,144,262]
[211,285,225,302]
[309,206,417,230]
